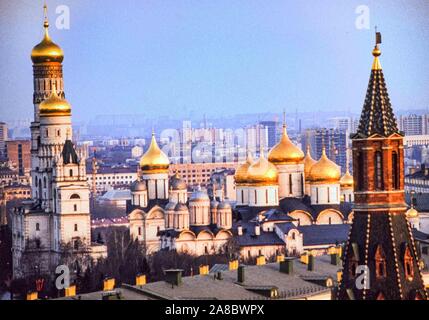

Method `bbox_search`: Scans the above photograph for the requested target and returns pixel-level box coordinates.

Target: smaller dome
[190,186,209,202]
[139,133,170,173]
[247,152,278,185]
[235,152,253,184]
[217,201,231,210]
[39,88,71,117]
[268,125,304,165]
[406,207,418,219]
[175,202,189,212]
[130,180,147,192]
[170,172,187,190]
[304,146,317,180]
[165,201,177,211]
[31,19,64,64]
[308,148,341,184]
[340,169,354,188]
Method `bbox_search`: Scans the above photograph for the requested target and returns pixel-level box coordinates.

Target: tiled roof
[298,224,350,246]
[353,64,400,138]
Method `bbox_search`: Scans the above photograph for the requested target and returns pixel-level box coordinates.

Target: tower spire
[354,29,399,138]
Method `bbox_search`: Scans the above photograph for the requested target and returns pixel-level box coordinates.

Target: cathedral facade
[128,118,356,260]
[11,6,106,279]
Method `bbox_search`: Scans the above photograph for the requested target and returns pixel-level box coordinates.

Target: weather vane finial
[43,2,49,28]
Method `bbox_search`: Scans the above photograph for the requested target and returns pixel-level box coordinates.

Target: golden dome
[39,87,71,117]
[139,133,170,173]
[340,168,354,188]
[268,125,304,165]
[406,207,418,219]
[247,152,278,185]
[31,6,64,64]
[304,145,317,180]
[235,152,253,184]
[308,147,341,184]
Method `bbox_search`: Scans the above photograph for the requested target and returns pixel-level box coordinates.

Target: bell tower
[337,32,427,300]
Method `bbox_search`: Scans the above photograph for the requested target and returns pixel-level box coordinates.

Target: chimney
[237,225,243,236]
[279,257,294,275]
[237,265,245,283]
[135,274,147,286]
[307,255,315,271]
[254,224,260,236]
[165,269,183,286]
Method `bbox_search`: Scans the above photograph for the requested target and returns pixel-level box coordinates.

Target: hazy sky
[1,0,429,122]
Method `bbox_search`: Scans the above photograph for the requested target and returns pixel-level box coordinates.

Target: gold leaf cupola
[39,83,71,117]
[340,167,354,188]
[268,117,304,165]
[234,152,254,185]
[31,4,64,64]
[247,149,278,185]
[139,132,170,174]
[308,146,340,184]
[304,144,317,179]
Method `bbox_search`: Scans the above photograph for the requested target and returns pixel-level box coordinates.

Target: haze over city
[1,0,429,123]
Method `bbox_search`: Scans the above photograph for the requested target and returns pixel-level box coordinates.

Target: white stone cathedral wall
[310,183,340,205]
[277,163,305,198]
[248,185,279,207]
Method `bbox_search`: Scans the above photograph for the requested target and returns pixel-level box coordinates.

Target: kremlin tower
[337,33,427,300]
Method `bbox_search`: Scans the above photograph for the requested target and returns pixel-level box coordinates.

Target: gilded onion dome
[31,5,64,64]
[304,145,317,180]
[139,133,170,173]
[247,152,278,185]
[268,124,304,165]
[405,207,418,219]
[39,86,71,117]
[340,168,354,188]
[234,152,254,184]
[308,147,341,184]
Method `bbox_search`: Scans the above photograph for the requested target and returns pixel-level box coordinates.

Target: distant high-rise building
[305,128,347,173]
[0,122,8,157]
[399,114,429,136]
[259,121,278,148]
[5,140,31,177]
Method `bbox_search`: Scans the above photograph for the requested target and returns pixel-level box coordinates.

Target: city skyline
[1,0,429,123]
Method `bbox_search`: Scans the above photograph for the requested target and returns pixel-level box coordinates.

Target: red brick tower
[337,33,427,300]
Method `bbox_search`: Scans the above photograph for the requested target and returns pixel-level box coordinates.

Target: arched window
[73,204,77,211]
[36,223,40,231]
[376,292,385,300]
[43,177,47,188]
[265,189,268,204]
[289,174,293,194]
[241,190,244,203]
[404,245,414,281]
[374,151,383,190]
[138,227,142,236]
[74,224,78,232]
[69,169,73,177]
[375,244,387,279]
[70,194,80,199]
[254,190,257,204]
[300,173,304,195]
[357,152,364,191]
[392,152,399,190]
